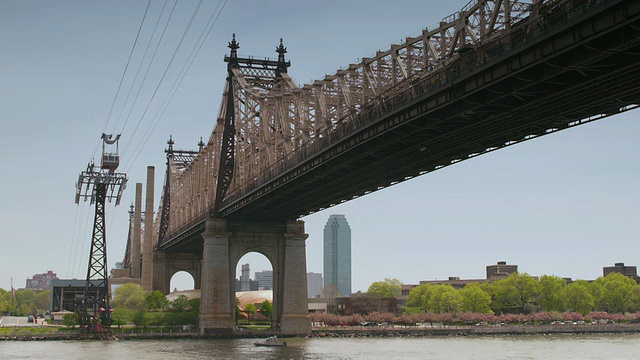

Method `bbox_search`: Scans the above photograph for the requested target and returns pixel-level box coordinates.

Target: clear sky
[1,0,638,294]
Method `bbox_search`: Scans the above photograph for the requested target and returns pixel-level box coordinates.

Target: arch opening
[234,252,274,327]
[170,271,195,293]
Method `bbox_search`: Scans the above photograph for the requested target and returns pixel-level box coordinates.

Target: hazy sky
[1,0,638,294]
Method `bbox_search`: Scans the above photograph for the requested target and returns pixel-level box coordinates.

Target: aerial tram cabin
[101,133,121,172]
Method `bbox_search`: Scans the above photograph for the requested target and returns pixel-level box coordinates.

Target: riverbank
[312,323,640,337]
[2,323,640,341]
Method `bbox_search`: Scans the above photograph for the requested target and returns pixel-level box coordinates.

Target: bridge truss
[157,0,640,250]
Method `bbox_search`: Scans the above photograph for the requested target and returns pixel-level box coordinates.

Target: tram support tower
[75,133,127,335]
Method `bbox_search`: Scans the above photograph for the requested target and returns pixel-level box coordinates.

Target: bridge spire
[167,135,174,153]
[198,137,205,152]
[227,33,239,68]
[276,38,290,75]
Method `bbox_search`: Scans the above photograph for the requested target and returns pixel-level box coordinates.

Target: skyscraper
[323,214,351,297]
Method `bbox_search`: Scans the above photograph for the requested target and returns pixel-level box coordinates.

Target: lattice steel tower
[74,134,127,334]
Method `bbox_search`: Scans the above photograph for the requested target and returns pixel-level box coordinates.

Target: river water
[2,334,639,359]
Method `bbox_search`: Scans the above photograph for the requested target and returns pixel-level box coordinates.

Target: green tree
[170,295,190,311]
[428,284,460,313]
[244,303,257,320]
[187,297,200,312]
[35,290,51,313]
[0,289,10,314]
[63,312,80,328]
[132,310,148,327]
[598,273,637,313]
[630,285,640,312]
[406,284,432,310]
[260,300,273,323]
[367,278,402,298]
[112,283,148,311]
[539,275,566,312]
[492,273,540,313]
[459,283,492,313]
[146,290,169,310]
[111,308,132,328]
[563,281,594,315]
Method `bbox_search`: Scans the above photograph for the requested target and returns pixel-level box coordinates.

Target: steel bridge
[120,0,640,334]
[154,0,640,253]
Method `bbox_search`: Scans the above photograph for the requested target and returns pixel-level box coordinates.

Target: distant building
[255,270,273,290]
[307,272,323,298]
[323,214,351,297]
[235,278,259,292]
[486,261,518,280]
[398,261,519,306]
[240,263,251,291]
[419,276,485,290]
[26,270,58,291]
[603,262,640,284]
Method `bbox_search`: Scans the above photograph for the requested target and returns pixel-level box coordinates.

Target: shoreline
[2,323,640,341]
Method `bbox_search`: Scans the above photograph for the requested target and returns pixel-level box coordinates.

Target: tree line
[0,288,50,316]
[70,283,274,328]
[368,272,640,315]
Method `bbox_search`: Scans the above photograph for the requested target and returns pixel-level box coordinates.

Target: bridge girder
[156,0,640,252]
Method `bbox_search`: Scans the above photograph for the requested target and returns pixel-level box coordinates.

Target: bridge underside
[159,0,640,253]
[220,0,640,221]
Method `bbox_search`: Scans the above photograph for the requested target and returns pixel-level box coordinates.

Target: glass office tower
[323,214,351,297]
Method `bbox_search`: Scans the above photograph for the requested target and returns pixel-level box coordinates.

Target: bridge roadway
[159,0,640,253]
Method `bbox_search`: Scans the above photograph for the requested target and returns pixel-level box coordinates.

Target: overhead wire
[123,0,228,172]
[114,0,180,139]
[72,1,152,274]
[90,0,152,161]
[120,0,205,158]
[75,204,93,278]
[65,205,81,278]
[110,0,171,136]
[74,0,228,273]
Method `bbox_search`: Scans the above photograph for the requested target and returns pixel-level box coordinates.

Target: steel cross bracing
[122,203,134,269]
[157,0,640,250]
[158,136,202,244]
[159,0,533,244]
[83,183,110,331]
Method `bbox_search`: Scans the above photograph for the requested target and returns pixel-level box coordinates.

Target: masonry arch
[170,270,196,293]
[233,252,274,325]
[199,218,310,334]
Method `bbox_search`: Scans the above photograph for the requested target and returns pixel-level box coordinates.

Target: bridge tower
[193,35,309,335]
[74,134,127,335]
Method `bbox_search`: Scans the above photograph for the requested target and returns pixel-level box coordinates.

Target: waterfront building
[323,214,351,297]
[307,272,323,298]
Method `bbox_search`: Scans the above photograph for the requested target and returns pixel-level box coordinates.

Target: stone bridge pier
[199,218,310,335]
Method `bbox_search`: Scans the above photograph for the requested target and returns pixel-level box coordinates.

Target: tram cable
[119,0,205,157]
[123,0,227,172]
[90,0,152,161]
[111,0,172,137]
